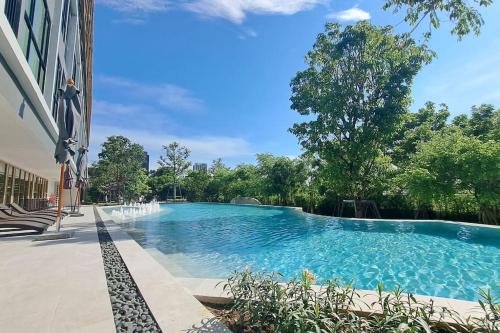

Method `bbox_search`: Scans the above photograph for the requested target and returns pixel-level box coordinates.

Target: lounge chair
[0,204,56,222]
[0,210,55,226]
[0,219,48,233]
[10,202,65,217]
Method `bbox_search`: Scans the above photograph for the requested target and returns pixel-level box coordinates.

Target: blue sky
[91,0,500,169]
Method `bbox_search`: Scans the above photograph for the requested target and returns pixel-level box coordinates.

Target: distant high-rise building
[142,152,149,173]
[193,163,207,173]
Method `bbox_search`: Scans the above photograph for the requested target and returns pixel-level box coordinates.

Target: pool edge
[96,205,489,320]
[100,202,500,230]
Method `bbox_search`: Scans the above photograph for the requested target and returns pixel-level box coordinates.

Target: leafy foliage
[257,154,307,206]
[391,101,450,166]
[221,269,500,333]
[158,142,191,199]
[290,22,433,199]
[398,128,500,224]
[453,105,500,141]
[383,0,494,39]
[183,170,210,202]
[88,136,150,202]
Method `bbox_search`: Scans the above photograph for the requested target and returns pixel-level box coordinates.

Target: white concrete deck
[0,207,114,333]
[0,206,230,333]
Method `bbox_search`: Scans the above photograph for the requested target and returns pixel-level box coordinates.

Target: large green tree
[290,22,433,199]
[91,136,150,202]
[158,142,191,200]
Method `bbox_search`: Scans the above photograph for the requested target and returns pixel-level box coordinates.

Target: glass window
[33,176,39,199]
[72,54,77,83]
[13,168,21,204]
[61,0,69,40]
[0,162,6,204]
[4,0,22,35]
[28,48,40,77]
[52,59,64,121]
[31,0,45,44]
[43,179,48,199]
[18,170,26,206]
[23,0,50,91]
[28,173,33,198]
[5,166,14,204]
[0,163,48,205]
[38,178,43,198]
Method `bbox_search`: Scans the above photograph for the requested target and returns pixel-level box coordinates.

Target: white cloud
[111,17,147,25]
[89,125,254,168]
[327,6,370,22]
[97,0,326,25]
[183,0,326,24]
[96,0,169,12]
[96,75,205,112]
[238,27,258,39]
[245,28,258,37]
[93,100,150,115]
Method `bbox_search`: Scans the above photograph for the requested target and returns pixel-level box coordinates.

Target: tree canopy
[158,142,191,199]
[383,0,493,39]
[398,128,500,224]
[290,22,433,199]
[89,136,149,202]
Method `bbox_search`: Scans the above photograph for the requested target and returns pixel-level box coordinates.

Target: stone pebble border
[93,207,162,333]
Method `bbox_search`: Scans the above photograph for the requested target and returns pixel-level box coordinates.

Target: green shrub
[222,269,500,333]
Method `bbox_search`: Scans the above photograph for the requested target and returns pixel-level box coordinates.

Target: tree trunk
[354,200,364,218]
[479,205,498,225]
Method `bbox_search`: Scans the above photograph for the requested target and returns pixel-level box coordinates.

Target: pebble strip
[93,207,162,333]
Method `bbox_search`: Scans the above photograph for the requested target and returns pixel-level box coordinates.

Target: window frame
[4,0,22,36]
[61,0,70,41]
[23,0,51,91]
[52,58,65,121]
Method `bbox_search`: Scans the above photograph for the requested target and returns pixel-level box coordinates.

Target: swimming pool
[105,203,500,301]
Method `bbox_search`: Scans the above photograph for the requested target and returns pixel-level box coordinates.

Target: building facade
[142,152,149,173]
[0,0,93,209]
[193,163,207,173]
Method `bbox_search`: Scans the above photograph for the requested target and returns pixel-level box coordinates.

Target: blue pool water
[105,203,500,301]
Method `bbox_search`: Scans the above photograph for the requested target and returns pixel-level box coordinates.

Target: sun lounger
[0,210,55,226]
[0,219,48,233]
[0,205,57,222]
[9,203,66,217]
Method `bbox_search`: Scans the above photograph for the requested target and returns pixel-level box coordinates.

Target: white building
[0,0,93,209]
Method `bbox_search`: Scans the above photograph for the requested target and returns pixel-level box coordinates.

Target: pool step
[145,248,194,278]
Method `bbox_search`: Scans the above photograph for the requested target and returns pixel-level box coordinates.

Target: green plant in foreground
[222,269,500,333]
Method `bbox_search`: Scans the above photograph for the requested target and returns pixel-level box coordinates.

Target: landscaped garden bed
[205,270,500,333]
